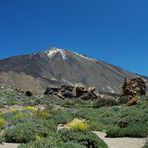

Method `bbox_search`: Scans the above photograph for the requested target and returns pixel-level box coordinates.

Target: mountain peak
[45,47,67,60]
[0,47,147,94]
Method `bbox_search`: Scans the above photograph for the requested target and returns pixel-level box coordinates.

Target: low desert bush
[18,140,85,148]
[53,110,73,124]
[0,118,6,129]
[106,123,148,138]
[93,97,117,108]
[35,109,52,119]
[59,129,108,148]
[3,122,50,143]
[59,142,86,148]
[25,106,38,113]
[67,118,88,131]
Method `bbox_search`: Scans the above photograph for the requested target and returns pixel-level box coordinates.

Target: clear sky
[0,0,148,76]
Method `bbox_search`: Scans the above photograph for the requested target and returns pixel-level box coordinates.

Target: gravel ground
[0,143,20,148]
[93,131,147,148]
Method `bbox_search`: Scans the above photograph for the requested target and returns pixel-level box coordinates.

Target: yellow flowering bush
[35,110,52,119]
[10,109,19,113]
[35,134,43,141]
[0,118,6,129]
[67,118,88,131]
[25,106,38,113]
[14,113,30,119]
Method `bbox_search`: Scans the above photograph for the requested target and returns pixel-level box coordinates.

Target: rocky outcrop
[44,84,98,100]
[122,77,146,97]
[122,77,146,106]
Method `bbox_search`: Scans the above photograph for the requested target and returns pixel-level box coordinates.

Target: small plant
[0,118,6,129]
[10,108,19,113]
[67,118,88,131]
[18,134,63,148]
[53,110,73,124]
[25,106,38,113]
[59,142,86,148]
[35,109,52,119]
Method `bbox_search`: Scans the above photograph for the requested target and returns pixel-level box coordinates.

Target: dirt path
[93,131,147,148]
[0,143,20,148]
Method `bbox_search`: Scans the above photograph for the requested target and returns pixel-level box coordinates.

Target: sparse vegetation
[59,129,108,148]
[0,84,147,147]
[76,97,148,137]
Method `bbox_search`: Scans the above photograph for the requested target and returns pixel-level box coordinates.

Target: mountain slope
[0,48,146,94]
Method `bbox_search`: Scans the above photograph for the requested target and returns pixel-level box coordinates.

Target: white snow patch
[107,85,115,93]
[45,48,67,60]
[73,52,96,63]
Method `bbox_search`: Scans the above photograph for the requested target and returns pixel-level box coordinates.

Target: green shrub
[106,123,148,138]
[34,109,52,119]
[59,129,108,148]
[3,123,50,143]
[42,119,57,133]
[93,98,117,108]
[53,110,73,124]
[19,140,85,148]
[62,99,92,108]
[0,118,6,129]
[59,142,86,148]
[118,96,129,104]
[18,134,63,148]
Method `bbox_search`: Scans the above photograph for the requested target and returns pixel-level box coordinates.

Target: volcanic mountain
[0,48,147,94]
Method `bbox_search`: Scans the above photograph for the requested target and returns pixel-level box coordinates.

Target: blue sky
[0,0,148,76]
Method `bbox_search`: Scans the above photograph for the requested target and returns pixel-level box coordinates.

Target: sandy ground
[93,131,147,148]
[0,143,20,148]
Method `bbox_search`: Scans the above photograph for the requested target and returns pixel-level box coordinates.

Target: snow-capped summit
[42,47,97,62]
[45,48,67,60]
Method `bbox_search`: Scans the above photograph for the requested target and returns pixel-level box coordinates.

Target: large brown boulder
[75,86,86,98]
[122,77,146,97]
[75,85,97,100]
[127,97,138,106]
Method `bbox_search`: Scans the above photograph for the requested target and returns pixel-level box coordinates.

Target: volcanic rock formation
[122,77,146,97]
[44,84,98,100]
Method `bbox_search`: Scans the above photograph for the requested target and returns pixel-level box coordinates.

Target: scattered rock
[25,91,33,97]
[127,97,138,106]
[62,91,75,98]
